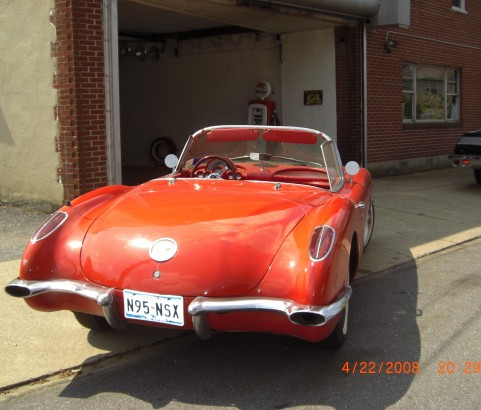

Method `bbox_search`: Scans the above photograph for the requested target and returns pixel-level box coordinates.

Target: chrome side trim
[188,286,352,338]
[4,279,126,330]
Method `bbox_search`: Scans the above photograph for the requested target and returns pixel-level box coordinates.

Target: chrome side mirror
[345,161,360,183]
[165,154,179,169]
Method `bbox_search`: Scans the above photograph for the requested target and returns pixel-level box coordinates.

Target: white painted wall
[281,29,337,140]
[119,33,282,167]
[118,28,338,167]
[0,0,61,209]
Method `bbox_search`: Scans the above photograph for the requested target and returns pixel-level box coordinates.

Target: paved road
[1,167,480,404]
[0,205,47,262]
[1,238,480,409]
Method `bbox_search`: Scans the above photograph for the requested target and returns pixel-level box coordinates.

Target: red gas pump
[247,80,280,125]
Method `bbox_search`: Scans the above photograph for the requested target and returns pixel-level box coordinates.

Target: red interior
[181,162,330,189]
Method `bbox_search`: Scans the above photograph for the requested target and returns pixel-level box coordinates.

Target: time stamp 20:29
[342,361,481,375]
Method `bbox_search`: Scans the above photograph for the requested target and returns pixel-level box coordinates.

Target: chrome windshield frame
[173,125,346,192]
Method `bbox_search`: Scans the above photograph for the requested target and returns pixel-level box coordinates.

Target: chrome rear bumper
[188,286,352,339]
[5,279,126,330]
[5,278,351,339]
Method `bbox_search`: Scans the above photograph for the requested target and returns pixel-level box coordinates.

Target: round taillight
[31,211,68,242]
[309,225,336,261]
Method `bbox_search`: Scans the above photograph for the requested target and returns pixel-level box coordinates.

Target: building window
[403,64,459,122]
[452,0,466,12]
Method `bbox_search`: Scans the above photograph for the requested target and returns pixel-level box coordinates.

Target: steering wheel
[191,155,237,179]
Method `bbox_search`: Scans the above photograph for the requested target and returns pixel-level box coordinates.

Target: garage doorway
[112,0,361,185]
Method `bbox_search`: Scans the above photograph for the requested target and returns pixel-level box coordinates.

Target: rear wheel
[474,169,481,184]
[324,241,357,348]
[73,312,111,331]
[363,201,375,250]
[323,300,349,349]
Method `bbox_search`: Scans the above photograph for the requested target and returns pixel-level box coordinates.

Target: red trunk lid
[81,179,327,297]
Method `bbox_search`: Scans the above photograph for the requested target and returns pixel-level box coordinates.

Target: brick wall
[49,0,481,190]
[366,0,481,166]
[51,0,107,201]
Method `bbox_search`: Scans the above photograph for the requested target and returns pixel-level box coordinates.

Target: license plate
[123,289,184,326]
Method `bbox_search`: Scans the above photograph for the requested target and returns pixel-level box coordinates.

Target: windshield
[176,126,345,191]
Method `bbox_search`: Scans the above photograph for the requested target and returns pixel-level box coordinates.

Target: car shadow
[59,259,420,409]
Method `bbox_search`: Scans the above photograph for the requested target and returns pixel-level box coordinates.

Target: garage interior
[116,0,376,184]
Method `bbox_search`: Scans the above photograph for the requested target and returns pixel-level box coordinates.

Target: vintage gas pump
[247,80,280,125]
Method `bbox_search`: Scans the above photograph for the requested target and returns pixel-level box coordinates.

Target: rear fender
[20,185,133,283]
[71,185,133,220]
[252,197,355,307]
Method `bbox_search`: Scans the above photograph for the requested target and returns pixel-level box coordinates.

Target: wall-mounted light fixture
[134,45,146,61]
[384,38,399,53]
[120,45,132,59]
[119,42,163,62]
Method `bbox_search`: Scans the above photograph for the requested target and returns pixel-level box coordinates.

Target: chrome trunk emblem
[149,238,177,262]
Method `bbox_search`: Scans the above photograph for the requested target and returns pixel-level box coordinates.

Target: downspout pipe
[362,20,368,168]
[103,0,122,185]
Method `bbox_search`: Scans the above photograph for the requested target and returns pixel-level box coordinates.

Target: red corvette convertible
[6,125,374,347]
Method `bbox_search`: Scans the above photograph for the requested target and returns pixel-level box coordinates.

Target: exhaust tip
[290,311,326,326]
[4,284,31,298]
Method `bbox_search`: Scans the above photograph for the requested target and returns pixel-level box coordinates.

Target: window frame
[452,0,467,13]
[402,63,460,124]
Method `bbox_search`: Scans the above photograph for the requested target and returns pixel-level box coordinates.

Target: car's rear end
[449,130,481,183]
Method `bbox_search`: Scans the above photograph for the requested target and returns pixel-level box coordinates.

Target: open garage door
[114,0,378,184]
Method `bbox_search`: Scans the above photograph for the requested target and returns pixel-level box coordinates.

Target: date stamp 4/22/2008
[342,361,481,375]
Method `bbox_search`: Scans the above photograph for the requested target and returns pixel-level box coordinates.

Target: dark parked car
[449,130,481,184]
